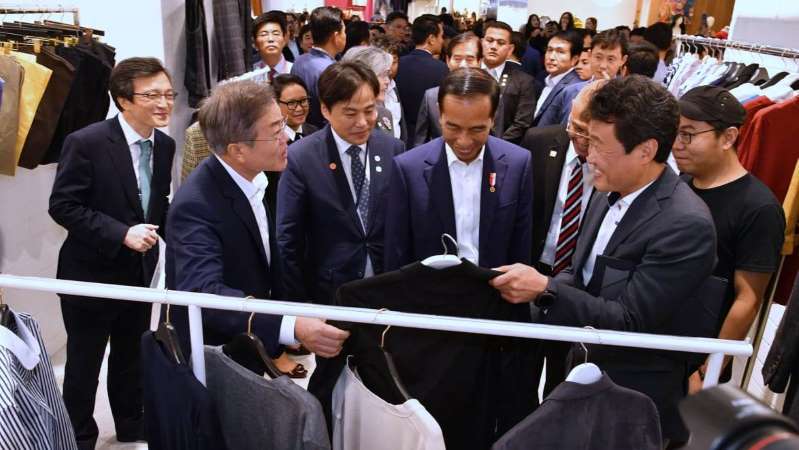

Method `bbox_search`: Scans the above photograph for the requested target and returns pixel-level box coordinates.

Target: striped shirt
[0,311,77,449]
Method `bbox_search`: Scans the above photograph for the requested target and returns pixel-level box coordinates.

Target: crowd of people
[47,6,786,450]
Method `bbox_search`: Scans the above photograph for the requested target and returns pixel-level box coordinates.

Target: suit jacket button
[358,272,364,278]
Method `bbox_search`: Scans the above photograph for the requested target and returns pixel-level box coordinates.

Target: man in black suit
[532,30,584,126]
[492,76,717,446]
[481,21,538,144]
[277,61,405,423]
[395,14,447,147]
[49,58,176,449]
[166,79,348,364]
[520,80,606,395]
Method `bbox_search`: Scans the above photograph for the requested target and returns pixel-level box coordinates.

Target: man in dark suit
[520,80,605,395]
[532,30,584,126]
[481,21,538,144]
[395,14,447,147]
[492,76,717,446]
[167,79,349,365]
[290,6,346,128]
[49,58,176,449]
[277,61,405,420]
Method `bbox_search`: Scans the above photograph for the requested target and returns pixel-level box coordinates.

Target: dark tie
[553,157,584,275]
[268,68,276,84]
[346,145,370,231]
[138,140,153,217]
[292,132,303,143]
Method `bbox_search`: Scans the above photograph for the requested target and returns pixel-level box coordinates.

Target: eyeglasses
[566,120,590,141]
[677,128,716,144]
[239,118,288,143]
[278,97,310,111]
[133,91,178,102]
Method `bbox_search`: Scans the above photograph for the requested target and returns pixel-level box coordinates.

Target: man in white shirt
[166,79,350,375]
[491,75,717,446]
[252,11,294,78]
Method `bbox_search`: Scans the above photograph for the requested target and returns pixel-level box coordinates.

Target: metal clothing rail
[674,34,799,59]
[0,274,752,389]
[0,7,80,26]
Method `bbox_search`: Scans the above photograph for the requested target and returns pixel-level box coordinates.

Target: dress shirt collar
[545,68,573,88]
[415,47,433,56]
[445,142,485,167]
[284,124,303,142]
[608,178,654,209]
[215,154,269,202]
[482,61,506,81]
[254,55,289,73]
[0,311,41,370]
[331,127,367,158]
[118,113,154,146]
[311,47,336,60]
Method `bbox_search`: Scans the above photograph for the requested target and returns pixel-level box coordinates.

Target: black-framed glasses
[133,91,178,102]
[677,128,716,144]
[278,97,310,111]
[238,118,288,143]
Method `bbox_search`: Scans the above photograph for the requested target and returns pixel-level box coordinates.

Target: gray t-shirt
[204,346,331,450]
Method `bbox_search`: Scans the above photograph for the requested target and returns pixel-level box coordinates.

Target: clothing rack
[0,274,753,390]
[0,7,80,26]
[674,35,799,59]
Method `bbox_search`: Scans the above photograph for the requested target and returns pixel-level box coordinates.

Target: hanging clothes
[737,96,775,170]
[141,332,226,450]
[185,0,212,107]
[0,311,78,450]
[332,357,445,450]
[9,52,52,175]
[181,121,212,183]
[492,374,661,450]
[17,46,76,170]
[204,346,331,450]
[213,0,252,81]
[0,55,23,176]
[325,260,539,450]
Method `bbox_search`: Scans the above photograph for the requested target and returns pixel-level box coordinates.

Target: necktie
[292,132,303,144]
[138,140,153,217]
[553,157,584,275]
[346,145,370,231]
[268,68,276,84]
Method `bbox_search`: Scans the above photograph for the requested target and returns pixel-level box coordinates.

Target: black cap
[679,85,746,127]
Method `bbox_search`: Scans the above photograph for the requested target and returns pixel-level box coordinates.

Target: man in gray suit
[414,32,482,145]
[491,75,717,447]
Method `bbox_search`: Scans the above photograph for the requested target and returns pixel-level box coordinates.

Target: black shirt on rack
[328,260,539,450]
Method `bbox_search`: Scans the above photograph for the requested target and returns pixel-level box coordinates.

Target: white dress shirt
[215,155,297,345]
[283,124,305,142]
[581,180,654,285]
[118,114,154,186]
[535,68,574,116]
[445,143,484,264]
[253,55,293,74]
[384,79,403,139]
[330,127,375,278]
[540,142,593,266]
[481,61,506,83]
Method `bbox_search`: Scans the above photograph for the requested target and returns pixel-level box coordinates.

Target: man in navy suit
[531,30,584,127]
[385,67,533,272]
[167,80,349,367]
[277,60,405,424]
[49,58,176,449]
[395,14,447,147]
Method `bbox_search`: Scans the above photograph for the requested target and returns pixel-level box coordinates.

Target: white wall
[263,0,324,14]
[524,0,637,30]
[727,0,799,72]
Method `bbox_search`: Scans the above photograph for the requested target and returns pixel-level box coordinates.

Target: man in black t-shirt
[673,86,785,391]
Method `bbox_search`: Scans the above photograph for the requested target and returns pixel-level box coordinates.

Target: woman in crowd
[341,46,397,136]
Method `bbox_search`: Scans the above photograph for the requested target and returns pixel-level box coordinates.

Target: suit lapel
[423,142,457,238]
[147,131,170,222]
[535,71,574,120]
[542,131,569,227]
[106,118,144,220]
[602,171,670,256]
[493,66,512,135]
[478,141,505,261]
[324,127,363,235]
[366,133,389,235]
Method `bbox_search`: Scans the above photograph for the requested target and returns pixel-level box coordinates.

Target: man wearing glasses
[49,57,177,448]
[519,80,606,396]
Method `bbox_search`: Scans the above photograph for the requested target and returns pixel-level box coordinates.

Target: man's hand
[124,224,159,253]
[490,263,549,304]
[688,371,703,395]
[295,317,350,358]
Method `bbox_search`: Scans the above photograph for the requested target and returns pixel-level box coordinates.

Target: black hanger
[0,289,13,329]
[155,304,187,365]
[748,67,770,86]
[791,78,799,90]
[379,324,411,401]
[222,312,283,378]
[760,71,789,89]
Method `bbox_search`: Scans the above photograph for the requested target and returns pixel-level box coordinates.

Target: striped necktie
[553,157,584,275]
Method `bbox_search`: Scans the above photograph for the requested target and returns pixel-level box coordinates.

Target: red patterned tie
[553,158,584,275]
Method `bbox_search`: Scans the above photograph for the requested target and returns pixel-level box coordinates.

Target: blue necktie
[346,145,370,231]
[138,140,153,217]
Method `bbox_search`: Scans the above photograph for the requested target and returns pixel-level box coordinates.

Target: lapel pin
[329,162,337,170]
[376,166,383,173]
[549,150,558,158]
[374,155,381,162]
[489,172,496,192]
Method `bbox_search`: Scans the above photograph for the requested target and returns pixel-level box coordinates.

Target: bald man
[520,81,605,394]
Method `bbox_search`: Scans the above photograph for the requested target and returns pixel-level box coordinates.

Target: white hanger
[565,329,602,385]
[421,233,462,269]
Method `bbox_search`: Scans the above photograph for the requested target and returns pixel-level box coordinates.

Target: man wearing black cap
[674,86,785,393]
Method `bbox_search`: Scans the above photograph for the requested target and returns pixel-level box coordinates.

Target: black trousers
[61,297,151,450]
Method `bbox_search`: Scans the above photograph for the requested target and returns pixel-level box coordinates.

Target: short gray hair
[199,80,275,155]
[341,45,392,77]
